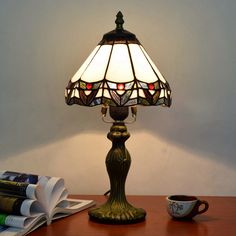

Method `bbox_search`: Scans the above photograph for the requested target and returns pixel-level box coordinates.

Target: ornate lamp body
[89,107,146,223]
[65,12,171,224]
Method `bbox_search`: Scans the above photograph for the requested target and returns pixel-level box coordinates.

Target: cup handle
[197,200,209,214]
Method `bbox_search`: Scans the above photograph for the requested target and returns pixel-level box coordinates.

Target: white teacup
[166,195,209,220]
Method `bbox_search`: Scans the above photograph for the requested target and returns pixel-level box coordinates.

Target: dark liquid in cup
[169,195,197,201]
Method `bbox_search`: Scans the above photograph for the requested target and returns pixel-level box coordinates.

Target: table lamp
[65,11,171,224]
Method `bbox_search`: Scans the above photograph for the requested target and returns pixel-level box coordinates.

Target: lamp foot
[88,201,146,224]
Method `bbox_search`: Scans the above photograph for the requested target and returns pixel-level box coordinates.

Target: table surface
[28,195,236,236]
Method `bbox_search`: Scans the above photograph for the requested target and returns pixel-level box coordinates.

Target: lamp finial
[115,11,124,30]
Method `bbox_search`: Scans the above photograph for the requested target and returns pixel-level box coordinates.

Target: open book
[0,171,95,236]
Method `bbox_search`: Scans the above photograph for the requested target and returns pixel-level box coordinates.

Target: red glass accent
[117,83,125,90]
[86,83,93,90]
[148,83,155,90]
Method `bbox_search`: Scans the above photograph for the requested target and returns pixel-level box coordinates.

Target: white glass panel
[71,46,100,83]
[106,44,134,83]
[139,89,145,98]
[96,89,103,97]
[129,44,157,83]
[140,46,167,83]
[103,89,111,98]
[164,90,167,98]
[117,90,125,95]
[84,90,92,96]
[130,90,137,99]
[82,45,112,83]
[160,89,165,98]
[75,89,79,98]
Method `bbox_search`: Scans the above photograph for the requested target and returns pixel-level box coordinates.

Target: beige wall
[0,0,236,195]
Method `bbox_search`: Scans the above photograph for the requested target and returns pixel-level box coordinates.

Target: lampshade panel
[80,45,111,83]
[71,46,100,83]
[106,44,134,83]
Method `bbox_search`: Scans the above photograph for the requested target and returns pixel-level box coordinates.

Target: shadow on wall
[138,104,236,168]
[0,0,236,170]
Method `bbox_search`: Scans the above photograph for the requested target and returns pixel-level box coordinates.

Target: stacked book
[0,171,95,236]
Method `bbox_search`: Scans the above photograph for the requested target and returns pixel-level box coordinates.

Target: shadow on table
[166,215,219,236]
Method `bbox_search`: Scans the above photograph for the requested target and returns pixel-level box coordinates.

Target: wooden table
[29,195,236,236]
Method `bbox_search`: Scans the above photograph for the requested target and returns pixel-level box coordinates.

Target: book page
[20,199,42,217]
[51,198,95,222]
[0,225,20,236]
[0,215,47,236]
[36,177,67,216]
[0,214,44,229]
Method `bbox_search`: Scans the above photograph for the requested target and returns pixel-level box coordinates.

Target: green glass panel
[103,98,116,106]
[91,98,102,106]
[138,97,150,105]
[138,81,148,89]
[125,99,137,106]
[93,82,102,90]
[107,82,117,89]
[125,82,134,89]
[121,90,132,105]
[110,91,121,105]
[153,90,160,102]
[80,81,86,89]
[154,81,160,90]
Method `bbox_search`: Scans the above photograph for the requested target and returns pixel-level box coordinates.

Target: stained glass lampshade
[65,13,171,107]
[65,12,171,224]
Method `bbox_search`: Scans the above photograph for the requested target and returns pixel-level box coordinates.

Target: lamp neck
[109,106,129,122]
